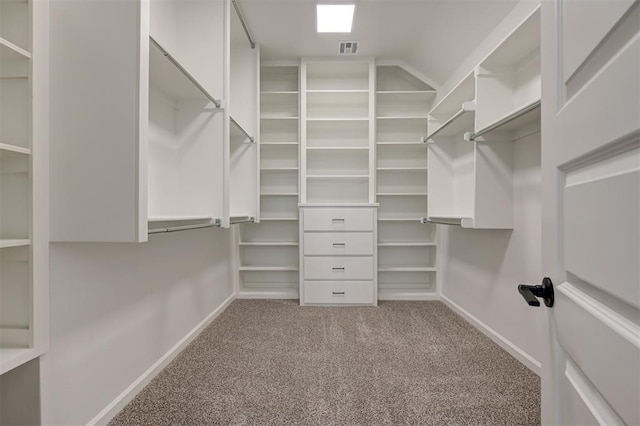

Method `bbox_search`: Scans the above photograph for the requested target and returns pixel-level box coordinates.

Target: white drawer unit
[300,206,377,306]
[303,281,375,305]
[303,232,374,256]
[303,256,374,280]
[302,208,374,232]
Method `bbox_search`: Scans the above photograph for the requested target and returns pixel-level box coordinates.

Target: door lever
[518,277,554,307]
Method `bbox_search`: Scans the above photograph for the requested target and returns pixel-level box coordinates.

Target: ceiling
[233,0,519,86]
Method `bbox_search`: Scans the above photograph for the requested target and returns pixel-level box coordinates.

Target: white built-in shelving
[50,0,233,241]
[375,65,437,300]
[238,63,300,298]
[1,0,49,375]
[426,6,540,230]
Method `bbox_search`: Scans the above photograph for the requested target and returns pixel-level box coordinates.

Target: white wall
[40,229,235,425]
[440,134,544,372]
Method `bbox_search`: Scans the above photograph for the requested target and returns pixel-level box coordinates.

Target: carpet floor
[109,300,540,425]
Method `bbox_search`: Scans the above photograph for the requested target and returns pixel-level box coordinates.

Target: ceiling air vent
[338,41,359,55]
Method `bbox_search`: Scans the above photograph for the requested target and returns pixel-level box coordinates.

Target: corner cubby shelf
[426,6,540,230]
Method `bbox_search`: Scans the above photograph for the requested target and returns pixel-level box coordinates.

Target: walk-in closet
[1,0,638,424]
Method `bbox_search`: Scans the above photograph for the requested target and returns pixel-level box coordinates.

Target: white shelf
[378,242,436,247]
[260,116,299,120]
[0,36,30,59]
[239,266,299,272]
[376,142,424,146]
[377,90,435,95]
[377,167,427,171]
[261,142,299,146]
[306,118,369,122]
[148,37,219,104]
[260,217,298,221]
[306,174,369,179]
[298,202,379,207]
[307,89,368,93]
[378,217,423,222]
[239,242,299,246]
[148,215,213,223]
[306,146,369,151]
[473,99,541,139]
[378,267,437,272]
[261,192,298,196]
[0,239,30,249]
[426,101,476,140]
[261,167,299,172]
[261,91,298,95]
[376,116,427,120]
[377,192,427,196]
[0,347,42,376]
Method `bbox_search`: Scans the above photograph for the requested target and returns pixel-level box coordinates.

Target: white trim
[87,293,236,426]
[236,290,299,299]
[440,294,542,375]
[378,292,439,301]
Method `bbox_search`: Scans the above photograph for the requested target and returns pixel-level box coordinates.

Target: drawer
[302,208,374,232]
[303,281,374,304]
[303,256,374,280]
[303,232,374,256]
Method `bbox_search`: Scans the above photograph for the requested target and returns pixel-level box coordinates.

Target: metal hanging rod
[230,117,255,143]
[232,0,256,49]
[230,215,255,225]
[420,216,464,226]
[150,36,222,108]
[470,100,541,141]
[148,219,222,234]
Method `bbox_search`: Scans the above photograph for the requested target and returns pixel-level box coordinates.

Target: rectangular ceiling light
[317,4,355,33]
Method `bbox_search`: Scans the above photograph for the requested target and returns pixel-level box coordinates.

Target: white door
[541,0,639,424]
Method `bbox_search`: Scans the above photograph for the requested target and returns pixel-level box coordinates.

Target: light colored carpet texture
[109,300,540,425]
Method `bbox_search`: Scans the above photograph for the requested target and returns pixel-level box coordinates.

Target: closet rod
[230,215,255,225]
[420,217,463,226]
[470,100,541,140]
[230,117,255,143]
[148,219,222,234]
[232,0,256,49]
[150,37,222,108]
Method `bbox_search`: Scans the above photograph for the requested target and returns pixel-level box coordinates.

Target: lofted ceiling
[233,0,519,86]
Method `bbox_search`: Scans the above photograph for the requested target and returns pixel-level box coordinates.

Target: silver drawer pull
[332,291,345,296]
[332,218,345,223]
[332,243,346,247]
[332,267,345,271]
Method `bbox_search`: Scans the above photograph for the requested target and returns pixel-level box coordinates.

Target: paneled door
[541,0,639,424]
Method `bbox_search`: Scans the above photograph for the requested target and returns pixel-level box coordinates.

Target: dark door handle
[518,277,554,307]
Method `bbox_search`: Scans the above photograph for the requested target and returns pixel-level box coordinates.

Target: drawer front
[303,256,374,280]
[303,232,374,256]
[303,281,374,304]
[302,208,374,232]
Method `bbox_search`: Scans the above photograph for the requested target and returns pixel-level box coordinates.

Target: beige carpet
[109,300,540,425]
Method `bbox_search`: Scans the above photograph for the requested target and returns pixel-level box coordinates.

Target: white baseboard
[87,293,237,426]
[378,291,440,301]
[440,294,541,376]
[236,290,299,299]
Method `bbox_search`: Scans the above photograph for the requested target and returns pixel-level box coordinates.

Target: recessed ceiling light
[317,4,355,33]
